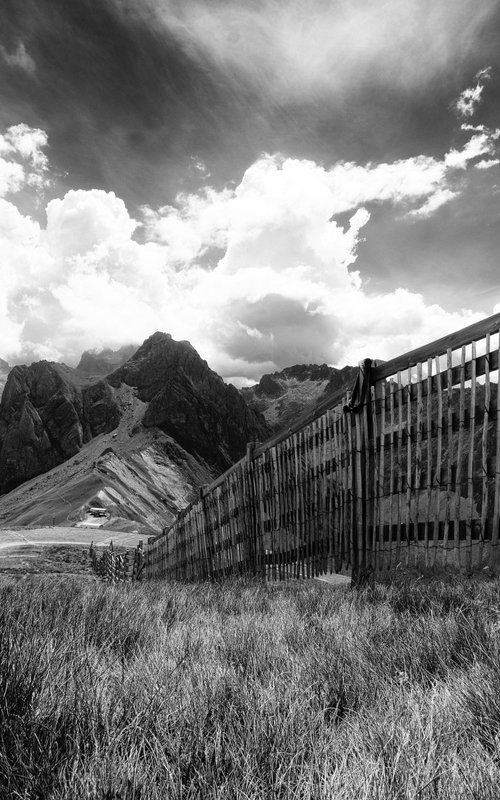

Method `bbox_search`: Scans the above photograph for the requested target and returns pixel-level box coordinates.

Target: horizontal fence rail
[93,312,500,583]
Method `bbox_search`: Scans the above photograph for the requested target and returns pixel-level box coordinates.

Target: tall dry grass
[2,575,500,798]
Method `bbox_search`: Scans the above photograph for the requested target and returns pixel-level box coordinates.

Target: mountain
[0,362,120,494]
[75,344,138,377]
[0,396,213,533]
[107,332,268,471]
[0,358,10,400]
[242,363,358,433]
[0,334,269,532]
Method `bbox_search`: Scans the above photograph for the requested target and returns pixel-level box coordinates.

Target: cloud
[46,190,137,258]
[406,188,459,219]
[0,42,36,75]
[445,131,499,170]
[140,186,233,264]
[0,120,494,381]
[0,124,50,196]
[455,65,492,118]
[475,158,500,170]
[109,0,498,103]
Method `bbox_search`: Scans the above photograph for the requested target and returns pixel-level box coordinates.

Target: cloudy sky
[1,0,500,384]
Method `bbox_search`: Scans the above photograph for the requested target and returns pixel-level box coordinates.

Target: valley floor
[0,525,145,551]
[2,574,500,798]
[0,526,145,583]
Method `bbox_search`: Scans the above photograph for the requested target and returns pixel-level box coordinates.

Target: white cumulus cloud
[0,124,50,196]
[0,121,493,381]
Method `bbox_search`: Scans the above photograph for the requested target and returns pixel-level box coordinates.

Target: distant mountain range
[75,344,139,377]
[242,363,358,433]
[0,338,357,532]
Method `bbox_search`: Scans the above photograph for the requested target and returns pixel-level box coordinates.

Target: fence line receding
[92,312,500,583]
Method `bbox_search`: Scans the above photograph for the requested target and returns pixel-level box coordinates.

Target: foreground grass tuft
[2,576,500,798]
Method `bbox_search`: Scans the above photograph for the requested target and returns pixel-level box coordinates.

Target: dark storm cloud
[2,0,500,218]
[0,0,267,209]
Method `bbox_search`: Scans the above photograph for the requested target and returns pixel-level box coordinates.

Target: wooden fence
[92,312,500,583]
[89,540,145,582]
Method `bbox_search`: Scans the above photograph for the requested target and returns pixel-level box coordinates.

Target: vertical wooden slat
[334,408,341,570]
[493,331,500,556]
[345,392,355,574]
[316,418,325,576]
[370,384,379,571]
[284,441,291,581]
[454,347,466,570]
[335,407,345,572]
[433,355,444,567]
[274,445,283,581]
[304,426,313,577]
[292,432,301,578]
[322,411,331,574]
[301,429,311,578]
[354,406,364,577]
[414,362,423,567]
[375,381,385,573]
[424,358,433,568]
[443,348,454,566]
[388,379,396,571]
[361,389,372,571]
[405,368,413,567]
[480,333,491,567]
[466,342,477,573]
[395,372,404,565]
[310,420,319,576]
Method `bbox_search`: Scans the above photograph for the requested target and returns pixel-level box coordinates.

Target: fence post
[136,540,145,580]
[246,441,265,580]
[345,359,375,588]
[198,485,212,579]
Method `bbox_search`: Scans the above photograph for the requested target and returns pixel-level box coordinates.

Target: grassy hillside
[2,576,500,798]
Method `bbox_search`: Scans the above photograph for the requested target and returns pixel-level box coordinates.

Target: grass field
[0,544,95,582]
[2,575,500,799]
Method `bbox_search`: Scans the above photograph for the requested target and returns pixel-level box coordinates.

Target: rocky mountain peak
[0,332,269,497]
[76,344,138,377]
[108,332,269,471]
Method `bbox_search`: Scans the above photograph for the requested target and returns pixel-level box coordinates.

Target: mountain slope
[0,386,212,532]
[0,333,269,531]
[242,363,358,433]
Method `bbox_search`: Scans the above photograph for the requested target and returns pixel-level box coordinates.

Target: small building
[89,507,107,517]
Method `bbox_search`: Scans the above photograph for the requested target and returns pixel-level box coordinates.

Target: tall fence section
[92,313,500,582]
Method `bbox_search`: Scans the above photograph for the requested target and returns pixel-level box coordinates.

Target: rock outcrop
[0,362,120,493]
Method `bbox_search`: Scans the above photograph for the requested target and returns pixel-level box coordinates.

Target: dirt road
[0,526,145,552]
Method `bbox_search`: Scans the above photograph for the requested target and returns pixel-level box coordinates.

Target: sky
[1,0,500,385]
